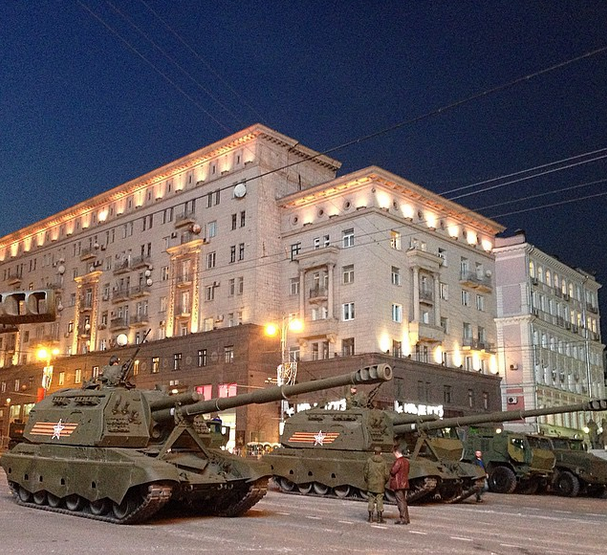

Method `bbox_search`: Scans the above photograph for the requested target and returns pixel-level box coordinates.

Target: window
[440,317,448,334]
[206,252,216,269]
[342,228,354,248]
[224,345,234,363]
[444,385,452,404]
[468,389,474,408]
[229,278,235,296]
[476,294,485,311]
[161,266,169,281]
[231,213,237,230]
[438,247,447,266]
[439,282,448,300]
[290,242,301,260]
[482,392,489,410]
[342,337,355,356]
[390,230,401,250]
[237,277,244,295]
[230,245,236,263]
[173,353,182,371]
[342,302,355,321]
[58,372,65,386]
[151,357,160,374]
[238,243,245,261]
[205,286,215,301]
[290,277,300,295]
[461,290,470,306]
[392,303,403,323]
[207,221,217,238]
[343,264,354,284]
[218,383,237,398]
[391,266,401,286]
[463,322,473,341]
[240,211,246,227]
[74,368,82,384]
[393,340,402,357]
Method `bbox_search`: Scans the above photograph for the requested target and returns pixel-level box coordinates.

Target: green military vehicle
[527,435,607,497]
[463,429,554,494]
[1,355,391,524]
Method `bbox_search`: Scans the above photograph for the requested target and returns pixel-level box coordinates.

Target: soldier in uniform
[363,446,389,523]
[346,386,366,409]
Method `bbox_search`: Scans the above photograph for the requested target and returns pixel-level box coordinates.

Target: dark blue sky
[2,1,607,324]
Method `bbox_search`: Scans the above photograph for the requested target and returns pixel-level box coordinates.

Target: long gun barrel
[151,364,392,422]
[394,399,607,435]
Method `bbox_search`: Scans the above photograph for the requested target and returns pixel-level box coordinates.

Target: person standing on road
[363,446,389,523]
[473,450,488,502]
[390,447,410,525]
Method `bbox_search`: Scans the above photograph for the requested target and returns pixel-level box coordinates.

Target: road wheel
[489,467,517,494]
[278,477,295,492]
[18,486,32,503]
[333,485,350,498]
[47,493,62,508]
[90,498,111,516]
[297,483,312,494]
[554,471,580,497]
[313,482,329,495]
[384,489,396,503]
[33,490,47,505]
[65,494,84,512]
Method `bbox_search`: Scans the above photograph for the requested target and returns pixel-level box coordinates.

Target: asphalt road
[0,473,605,555]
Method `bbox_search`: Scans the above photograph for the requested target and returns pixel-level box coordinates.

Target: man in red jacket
[389,447,410,525]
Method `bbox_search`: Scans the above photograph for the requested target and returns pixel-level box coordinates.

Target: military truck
[527,435,607,497]
[463,429,554,494]
[397,399,607,496]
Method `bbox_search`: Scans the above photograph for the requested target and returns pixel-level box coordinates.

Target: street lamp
[36,346,60,401]
[265,315,303,433]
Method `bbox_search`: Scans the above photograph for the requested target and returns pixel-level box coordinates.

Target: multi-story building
[494,231,605,437]
[0,124,506,446]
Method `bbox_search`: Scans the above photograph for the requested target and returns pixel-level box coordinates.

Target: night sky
[2,1,607,330]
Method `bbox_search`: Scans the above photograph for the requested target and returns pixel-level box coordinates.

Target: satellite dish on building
[233,183,247,198]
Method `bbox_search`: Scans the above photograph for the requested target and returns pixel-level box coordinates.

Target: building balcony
[131,284,151,298]
[308,286,328,302]
[176,273,194,287]
[419,289,433,303]
[130,314,150,327]
[112,288,130,303]
[79,298,93,312]
[174,211,197,228]
[409,321,444,343]
[6,273,22,286]
[301,318,339,340]
[406,247,442,273]
[80,248,97,261]
[460,271,492,293]
[131,256,152,270]
[113,259,131,275]
[110,317,129,332]
[175,304,191,318]
[462,338,495,353]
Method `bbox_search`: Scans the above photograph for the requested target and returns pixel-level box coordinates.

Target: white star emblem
[52,419,65,439]
[314,430,326,445]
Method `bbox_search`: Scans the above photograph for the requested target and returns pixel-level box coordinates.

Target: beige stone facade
[0,124,508,445]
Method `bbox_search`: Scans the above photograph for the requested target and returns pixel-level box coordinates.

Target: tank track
[8,481,173,524]
[444,480,483,504]
[273,476,438,505]
[218,478,269,516]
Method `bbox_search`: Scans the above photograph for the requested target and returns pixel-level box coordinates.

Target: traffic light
[0,290,57,324]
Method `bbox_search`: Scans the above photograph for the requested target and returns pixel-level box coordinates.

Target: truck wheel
[554,471,580,497]
[489,467,517,494]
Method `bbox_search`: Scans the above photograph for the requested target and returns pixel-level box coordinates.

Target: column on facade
[433,273,440,326]
[412,267,420,322]
[327,263,334,319]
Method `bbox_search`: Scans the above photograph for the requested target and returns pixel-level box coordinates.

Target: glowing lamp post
[265,316,303,434]
[36,346,60,401]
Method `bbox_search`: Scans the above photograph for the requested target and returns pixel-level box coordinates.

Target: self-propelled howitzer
[0,364,392,524]
[395,399,607,495]
[264,405,483,505]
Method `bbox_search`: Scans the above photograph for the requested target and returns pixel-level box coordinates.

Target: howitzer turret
[0,363,391,524]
